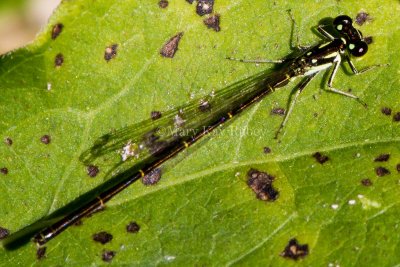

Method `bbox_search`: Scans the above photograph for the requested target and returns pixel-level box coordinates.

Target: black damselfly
[7,14,386,247]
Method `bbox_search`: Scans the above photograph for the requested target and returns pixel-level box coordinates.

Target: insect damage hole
[0,226,10,239]
[40,135,51,144]
[375,167,390,177]
[54,53,64,67]
[158,0,168,8]
[126,221,140,233]
[280,238,309,260]
[203,14,221,32]
[87,165,100,177]
[151,111,162,120]
[92,231,113,244]
[393,112,400,122]
[102,250,116,262]
[104,44,118,61]
[374,153,390,162]
[4,137,13,146]
[312,152,329,164]
[381,107,392,116]
[361,178,373,186]
[160,32,183,58]
[0,167,8,175]
[355,11,372,26]
[51,23,63,39]
[196,0,214,16]
[247,169,279,201]
[142,168,162,186]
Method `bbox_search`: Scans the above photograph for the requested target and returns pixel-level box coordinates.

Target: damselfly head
[334,15,369,57]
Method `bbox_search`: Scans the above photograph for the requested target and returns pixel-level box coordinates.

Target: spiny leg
[286,9,310,51]
[275,73,318,139]
[225,57,284,64]
[345,55,389,75]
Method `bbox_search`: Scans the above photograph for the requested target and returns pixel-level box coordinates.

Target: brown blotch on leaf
[364,36,373,45]
[196,0,214,16]
[375,166,390,177]
[142,168,162,186]
[270,107,286,116]
[104,44,118,61]
[0,226,10,239]
[36,246,46,260]
[280,238,309,260]
[4,137,13,146]
[361,178,373,186]
[51,23,63,39]
[158,0,168,8]
[151,111,162,120]
[393,112,400,122]
[263,147,271,154]
[374,154,390,162]
[126,221,140,233]
[92,231,113,245]
[40,135,51,144]
[203,14,221,32]
[54,53,64,67]
[381,107,392,116]
[87,165,100,177]
[355,11,372,26]
[0,167,8,175]
[102,250,116,262]
[247,169,279,201]
[160,32,183,58]
[312,152,329,164]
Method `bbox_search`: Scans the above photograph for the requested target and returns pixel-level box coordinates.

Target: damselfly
[12,14,385,247]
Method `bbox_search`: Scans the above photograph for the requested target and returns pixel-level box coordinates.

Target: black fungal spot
[280,238,309,260]
[381,107,392,116]
[199,100,211,112]
[160,32,184,58]
[151,111,162,120]
[312,152,329,164]
[0,226,10,239]
[142,168,162,185]
[270,107,286,116]
[54,53,64,67]
[126,221,140,233]
[397,164,400,173]
[374,154,390,162]
[36,246,46,260]
[203,14,221,32]
[361,178,373,186]
[158,0,168,8]
[355,11,372,26]
[196,0,214,16]
[0,167,8,175]
[186,0,194,4]
[40,135,51,144]
[104,44,118,61]
[87,165,100,177]
[393,112,400,122]
[4,137,13,146]
[92,231,113,245]
[375,166,390,177]
[51,23,63,39]
[263,147,271,154]
[102,250,116,262]
[247,169,279,201]
[364,36,373,45]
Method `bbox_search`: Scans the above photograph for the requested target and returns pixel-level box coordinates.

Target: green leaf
[1,0,399,265]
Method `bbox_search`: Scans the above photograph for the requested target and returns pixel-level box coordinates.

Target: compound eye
[333,15,353,32]
[348,41,368,57]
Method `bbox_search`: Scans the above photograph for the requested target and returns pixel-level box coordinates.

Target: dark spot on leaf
[375,166,390,177]
[93,231,113,245]
[203,14,220,32]
[374,153,390,162]
[361,178,373,186]
[0,226,10,239]
[364,36,373,45]
[312,152,329,164]
[199,100,211,112]
[142,168,162,185]
[397,163,400,173]
[126,221,140,233]
[393,112,400,122]
[196,0,214,16]
[40,135,51,144]
[381,107,392,116]
[186,0,194,4]
[0,167,8,175]
[355,11,372,26]
[51,23,63,39]
[158,0,168,8]
[247,169,279,201]
[54,53,64,67]
[102,250,116,262]
[263,147,271,154]
[104,44,118,61]
[160,32,183,58]
[280,238,309,260]
[151,111,162,120]
[4,137,13,146]
[36,246,46,260]
[270,107,285,116]
[87,165,100,177]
